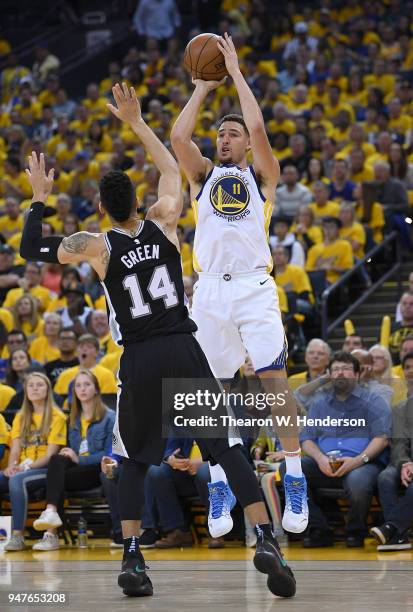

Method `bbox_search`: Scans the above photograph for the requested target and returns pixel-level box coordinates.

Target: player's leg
[198,439,296,598]
[191,275,245,535]
[117,457,153,597]
[237,274,308,534]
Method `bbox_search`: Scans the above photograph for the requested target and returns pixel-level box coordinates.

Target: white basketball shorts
[191,270,287,379]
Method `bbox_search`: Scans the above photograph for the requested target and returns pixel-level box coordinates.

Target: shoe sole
[369,527,386,545]
[32,545,60,551]
[208,518,233,539]
[377,543,412,551]
[282,517,308,534]
[34,519,62,531]
[4,546,28,552]
[254,550,296,598]
[118,572,153,597]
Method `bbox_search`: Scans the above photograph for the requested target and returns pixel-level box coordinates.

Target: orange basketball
[183,33,228,81]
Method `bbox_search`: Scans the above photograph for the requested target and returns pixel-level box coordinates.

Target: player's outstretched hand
[217,32,240,76]
[107,82,142,127]
[26,152,54,201]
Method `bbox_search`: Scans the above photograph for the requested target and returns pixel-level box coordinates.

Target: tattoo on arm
[61,233,90,254]
[101,246,110,269]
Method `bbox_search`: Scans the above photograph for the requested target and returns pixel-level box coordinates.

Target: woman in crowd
[33,370,115,550]
[29,313,62,364]
[354,182,385,243]
[12,295,43,342]
[369,344,405,406]
[291,205,323,251]
[0,372,66,551]
[388,142,413,189]
[5,348,33,393]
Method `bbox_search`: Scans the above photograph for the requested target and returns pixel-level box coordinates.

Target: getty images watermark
[160,381,367,438]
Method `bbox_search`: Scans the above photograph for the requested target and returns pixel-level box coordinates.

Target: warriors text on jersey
[192,164,273,274]
[101,221,196,345]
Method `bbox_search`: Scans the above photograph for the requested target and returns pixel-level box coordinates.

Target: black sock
[123,535,140,556]
[255,523,273,540]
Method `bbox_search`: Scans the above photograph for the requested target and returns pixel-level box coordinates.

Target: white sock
[209,462,227,484]
[284,450,303,477]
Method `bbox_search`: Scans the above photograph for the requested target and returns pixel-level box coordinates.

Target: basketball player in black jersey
[20,83,296,599]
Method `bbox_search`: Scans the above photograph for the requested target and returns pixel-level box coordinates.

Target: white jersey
[192,164,273,273]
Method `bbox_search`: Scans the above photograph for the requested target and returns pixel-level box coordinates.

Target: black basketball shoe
[118,537,153,597]
[253,525,296,598]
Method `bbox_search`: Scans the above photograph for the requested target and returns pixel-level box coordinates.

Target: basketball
[183,33,228,81]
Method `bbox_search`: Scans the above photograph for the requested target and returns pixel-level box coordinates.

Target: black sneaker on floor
[303,528,334,548]
[253,528,296,598]
[118,552,153,597]
[139,529,159,549]
[370,522,397,545]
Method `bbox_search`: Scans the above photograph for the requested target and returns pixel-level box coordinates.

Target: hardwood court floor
[0,542,412,612]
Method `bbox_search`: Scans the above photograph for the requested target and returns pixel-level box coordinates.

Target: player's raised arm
[20,152,104,268]
[217,33,280,190]
[108,83,182,230]
[170,79,220,185]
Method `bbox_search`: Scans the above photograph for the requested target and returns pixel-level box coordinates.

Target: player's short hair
[217,114,249,136]
[99,170,135,222]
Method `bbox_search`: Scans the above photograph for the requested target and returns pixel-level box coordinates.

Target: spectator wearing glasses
[281,352,391,548]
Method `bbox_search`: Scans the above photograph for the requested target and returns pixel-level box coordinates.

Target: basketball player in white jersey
[171,33,308,537]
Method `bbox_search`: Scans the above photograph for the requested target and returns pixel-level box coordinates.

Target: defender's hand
[107,82,142,127]
[26,152,54,201]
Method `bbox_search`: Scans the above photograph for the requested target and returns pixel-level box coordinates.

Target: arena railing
[320,231,402,340]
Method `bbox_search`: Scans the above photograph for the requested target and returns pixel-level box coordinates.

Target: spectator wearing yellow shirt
[69,104,91,136]
[339,202,366,259]
[68,152,100,198]
[267,103,296,136]
[354,183,385,243]
[88,120,113,155]
[0,381,15,411]
[345,72,367,109]
[125,146,146,187]
[391,336,413,380]
[288,338,331,385]
[55,130,82,172]
[339,124,376,161]
[32,369,115,551]
[0,307,13,332]
[0,197,23,240]
[136,165,160,202]
[38,73,60,106]
[271,131,292,162]
[82,83,109,120]
[3,262,52,312]
[286,84,312,116]
[99,349,122,376]
[179,194,195,230]
[349,149,374,183]
[2,372,66,551]
[292,205,323,251]
[46,115,70,156]
[306,216,353,284]
[99,61,121,96]
[29,313,62,364]
[387,98,412,139]
[48,193,72,234]
[330,109,352,148]
[87,310,119,356]
[324,85,355,122]
[13,86,42,126]
[309,182,340,221]
[177,225,193,277]
[364,59,395,97]
[12,294,44,343]
[272,246,314,317]
[326,62,348,92]
[54,334,117,399]
[1,157,31,200]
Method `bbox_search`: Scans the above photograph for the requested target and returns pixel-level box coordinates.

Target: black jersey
[101,221,196,345]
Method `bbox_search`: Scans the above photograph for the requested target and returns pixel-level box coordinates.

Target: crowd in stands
[0,0,413,552]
